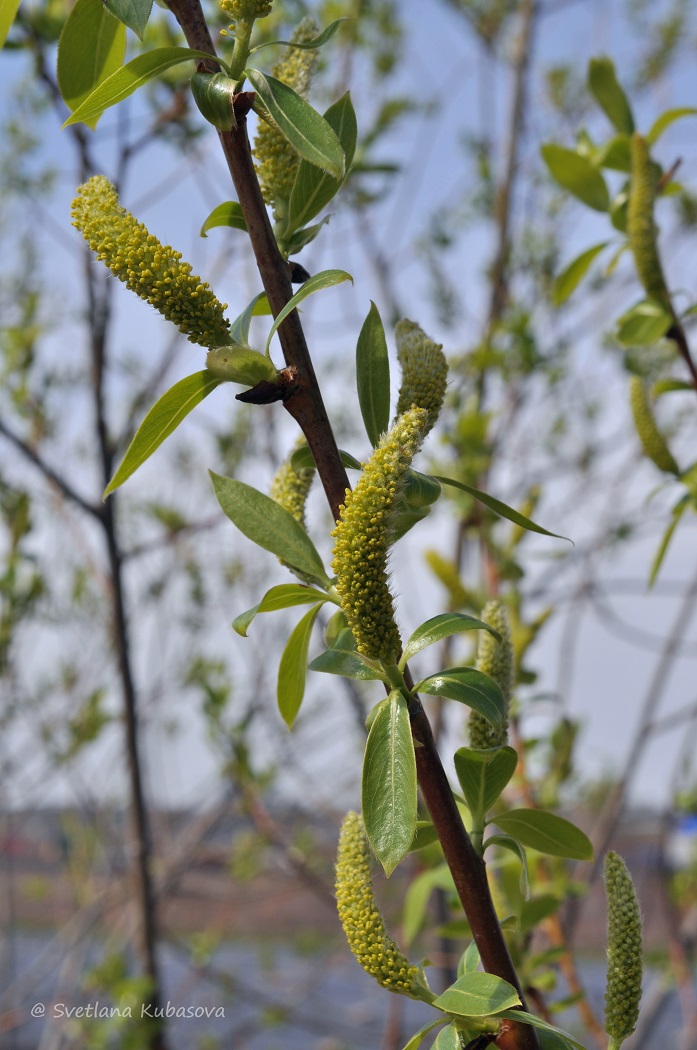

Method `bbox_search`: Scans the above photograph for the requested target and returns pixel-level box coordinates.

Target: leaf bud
[190,72,236,131]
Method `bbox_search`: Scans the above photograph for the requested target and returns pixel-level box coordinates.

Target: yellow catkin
[331,407,429,663]
[468,599,513,749]
[71,177,230,348]
[394,319,448,434]
[604,851,643,1046]
[629,376,679,475]
[335,812,422,998]
[220,0,272,19]
[269,441,315,579]
[628,134,669,304]
[252,17,319,220]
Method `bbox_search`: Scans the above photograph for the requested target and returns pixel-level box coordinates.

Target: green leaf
[519,894,561,934]
[616,299,673,346]
[63,48,228,128]
[104,372,221,498]
[399,613,500,671]
[653,378,695,396]
[230,292,271,346]
[401,1019,448,1050]
[250,18,349,55]
[409,820,439,852]
[264,269,352,354]
[283,216,330,255]
[647,107,697,145]
[57,0,126,129]
[291,445,362,472]
[649,494,690,588]
[246,69,345,179]
[277,603,323,726]
[232,584,329,637]
[308,648,385,681]
[0,0,22,48]
[496,1010,587,1050]
[432,972,521,1017]
[288,92,358,230]
[492,810,592,861]
[587,57,634,134]
[596,135,631,172]
[210,473,330,585]
[610,188,629,232]
[432,1023,461,1050]
[434,476,569,541]
[415,668,506,727]
[460,941,481,975]
[403,863,454,946]
[552,241,609,306]
[483,833,529,898]
[200,201,248,238]
[356,301,391,447]
[403,470,442,509]
[362,690,417,876]
[604,243,628,277]
[541,144,610,212]
[102,0,153,39]
[454,746,518,819]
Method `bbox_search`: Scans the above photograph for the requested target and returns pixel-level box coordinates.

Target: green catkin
[604,851,643,1048]
[394,319,448,434]
[220,0,272,19]
[628,133,669,304]
[629,376,680,475]
[269,443,315,529]
[252,17,320,221]
[335,812,422,998]
[331,407,429,663]
[468,599,513,749]
[71,177,231,348]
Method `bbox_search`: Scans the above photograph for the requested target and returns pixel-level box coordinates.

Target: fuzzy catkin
[468,600,513,749]
[395,319,448,434]
[269,443,315,578]
[335,812,421,997]
[604,851,643,1046]
[629,376,679,475]
[252,17,319,219]
[71,177,230,348]
[628,134,669,304]
[331,407,429,663]
[220,0,272,18]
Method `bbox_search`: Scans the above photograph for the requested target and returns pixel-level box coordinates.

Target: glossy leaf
[484,833,529,898]
[0,0,22,48]
[552,241,608,306]
[415,668,506,727]
[277,603,323,726]
[102,0,153,39]
[493,809,592,861]
[401,1019,448,1050]
[289,92,358,230]
[409,820,439,852]
[230,292,271,346]
[57,0,126,129]
[63,48,228,127]
[541,144,610,212]
[232,584,329,637]
[432,972,521,1017]
[616,299,672,346]
[434,476,569,541]
[283,217,330,255]
[200,201,247,238]
[210,473,330,585]
[246,69,344,179]
[399,613,500,671]
[649,494,690,588]
[403,863,453,946]
[362,690,417,876]
[250,17,348,55]
[356,301,391,447]
[308,648,385,681]
[291,445,362,472]
[496,1010,587,1050]
[264,269,352,354]
[432,1023,461,1050]
[647,107,697,145]
[461,941,481,975]
[104,372,221,498]
[403,469,442,509]
[587,57,634,133]
[454,746,518,818]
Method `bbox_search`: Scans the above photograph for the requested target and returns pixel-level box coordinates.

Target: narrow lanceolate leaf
[454,746,518,818]
[230,292,271,346]
[209,473,330,586]
[647,107,697,145]
[616,299,673,346]
[0,0,22,48]
[250,18,349,55]
[102,0,153,39]
[104,372,221,498]
[232,584,329,637]
[399,612,500,670]
[587,57,634,134]
[308,648,386,681]
[552,241,609,307]
[356,302,390,447]
[57,0,126,129]
[63,48,228,127]
[496,1010,587,1050]
[200,201,248,238]
[432,972,521,1018]
[264,269,352,354]
[649,494,690,588]
[288,92,358,230]
[277,603,323,727]
[401,1019,448,1050]
[362,690,417,876]
[246,68,345,179]
[493,809,593,861]
[415,668,506,727]
[434,476,570,541]
[541,144,610,212]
